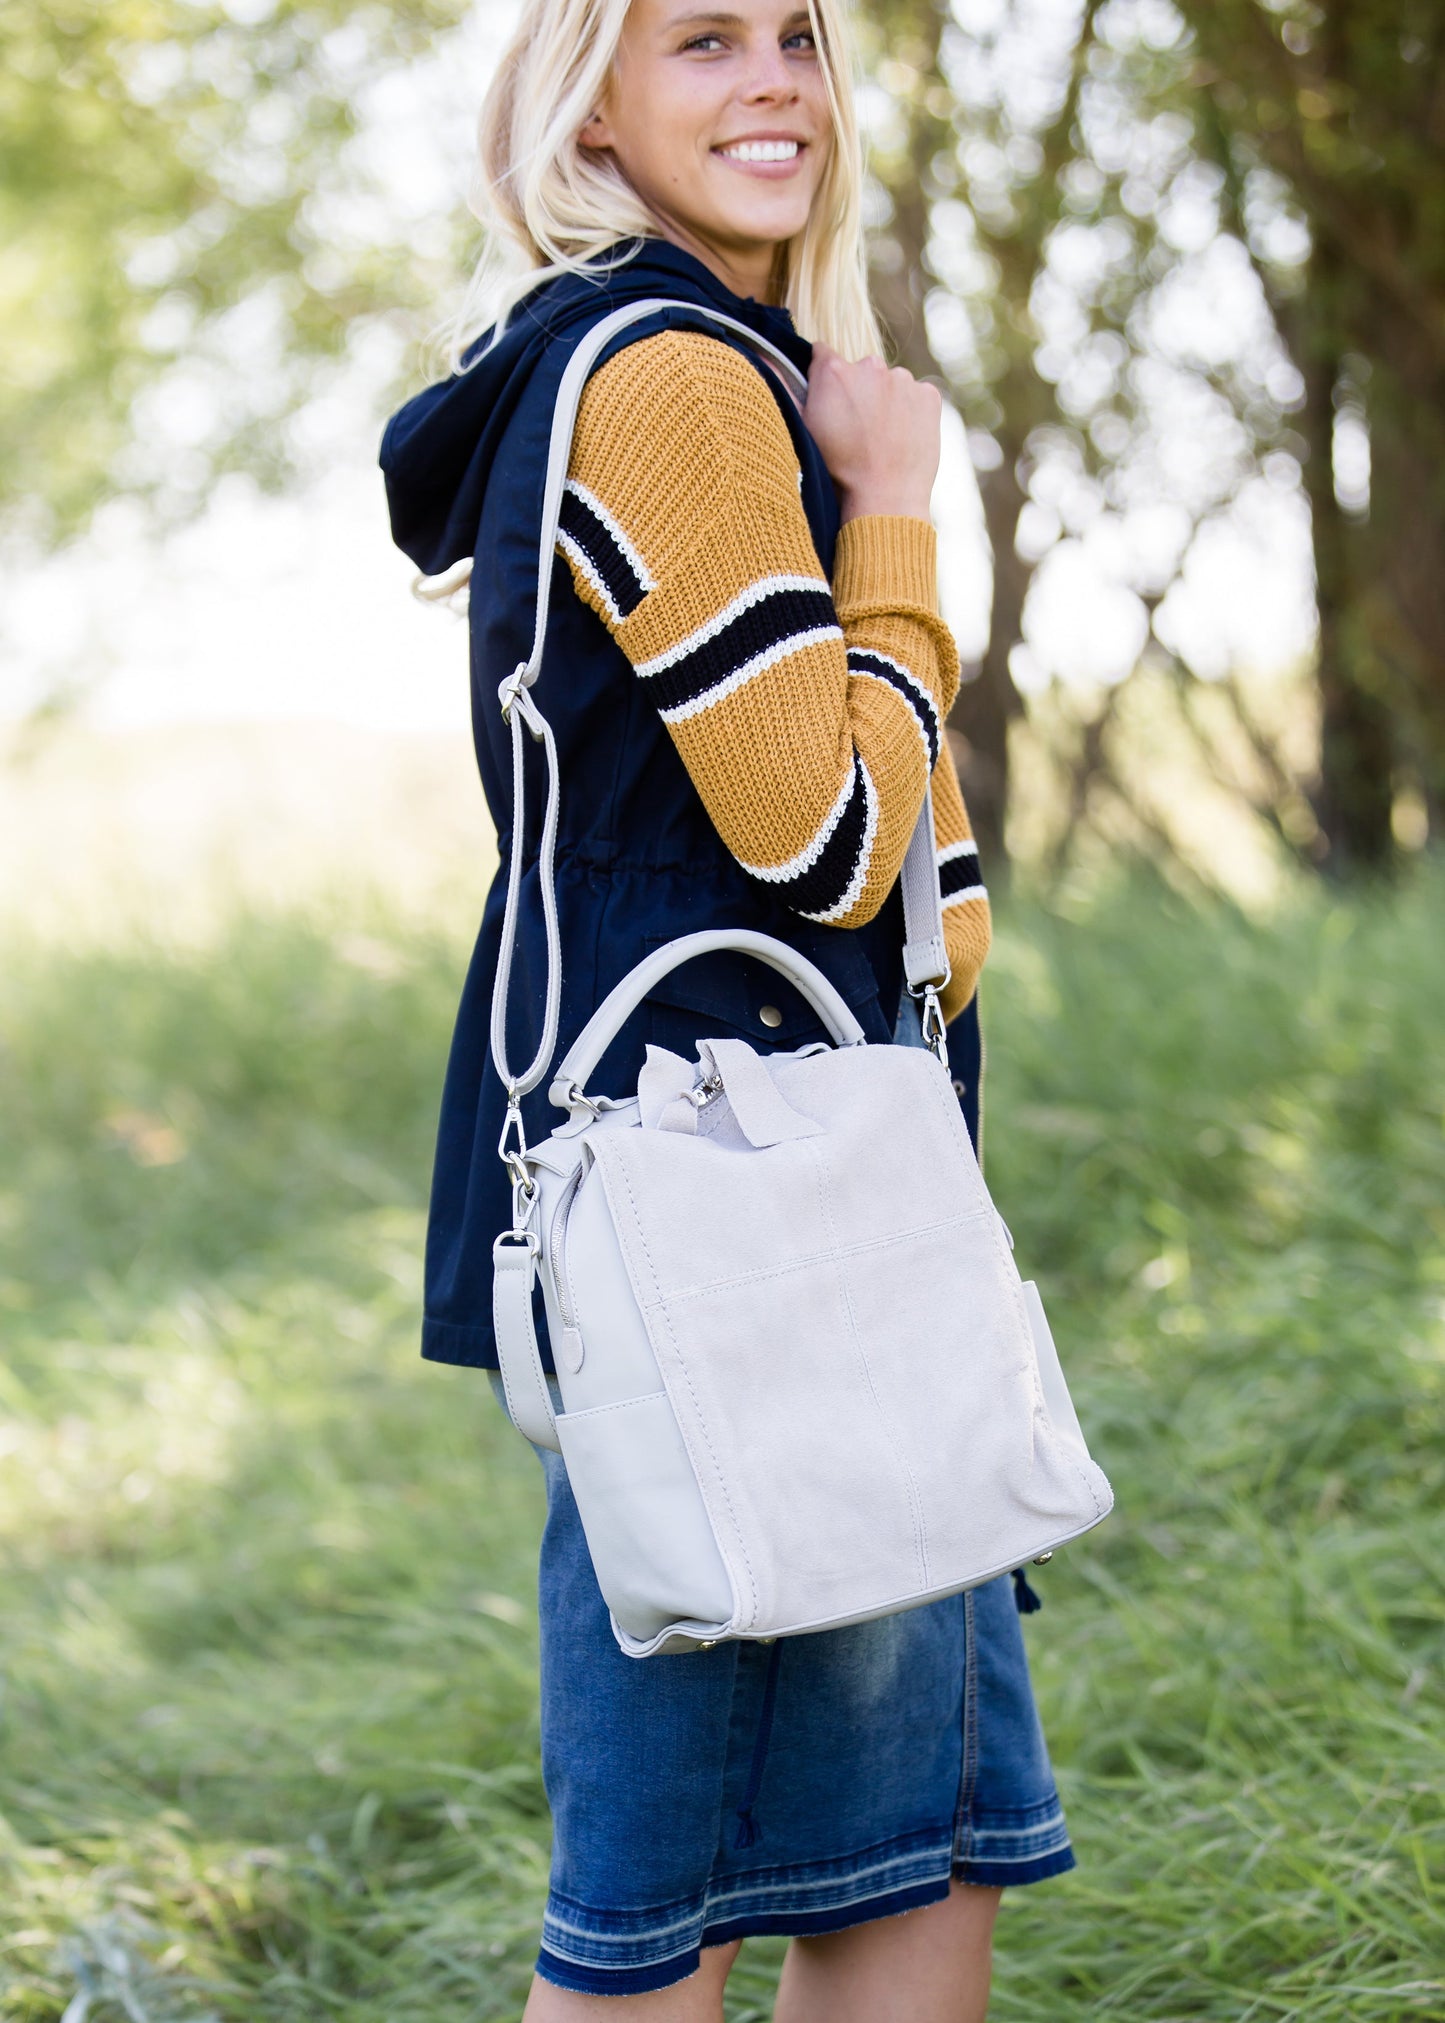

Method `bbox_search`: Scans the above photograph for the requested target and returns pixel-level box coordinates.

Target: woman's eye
[681,32,725,50]
[783,31,817,50]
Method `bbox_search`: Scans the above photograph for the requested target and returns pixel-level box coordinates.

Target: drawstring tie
[733,1639,784,1850]
[1011,1567,1043,1614]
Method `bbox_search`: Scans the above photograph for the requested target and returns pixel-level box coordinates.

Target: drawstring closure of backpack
[733,1639,784,1850]
[1011,1567,1043,1614]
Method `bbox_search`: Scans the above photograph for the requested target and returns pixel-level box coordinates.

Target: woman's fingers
[803,346,942,520]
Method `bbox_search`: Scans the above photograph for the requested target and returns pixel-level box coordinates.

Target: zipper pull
[688,1071,724,1109]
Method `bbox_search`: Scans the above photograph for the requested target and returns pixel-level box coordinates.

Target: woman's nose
[738,44,800,101]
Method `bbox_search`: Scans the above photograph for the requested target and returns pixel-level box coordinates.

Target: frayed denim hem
[533,1821,1075,1996]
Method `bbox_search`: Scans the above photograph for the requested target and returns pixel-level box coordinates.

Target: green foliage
[1,874,1442,2017]
[0,0,468,539]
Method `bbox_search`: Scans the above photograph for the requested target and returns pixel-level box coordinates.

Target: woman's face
[579,0,833,299]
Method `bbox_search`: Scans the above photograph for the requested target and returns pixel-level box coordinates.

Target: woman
[381,0,1074,2014]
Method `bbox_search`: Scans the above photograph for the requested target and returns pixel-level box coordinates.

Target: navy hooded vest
[381,237,981,1371]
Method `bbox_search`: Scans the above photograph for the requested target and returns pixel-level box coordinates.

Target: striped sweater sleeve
[557,328,990,1014]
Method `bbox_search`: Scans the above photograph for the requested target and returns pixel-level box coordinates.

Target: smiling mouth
[715,139,804,164]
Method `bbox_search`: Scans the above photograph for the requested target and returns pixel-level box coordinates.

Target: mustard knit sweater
[556,331,991,1022]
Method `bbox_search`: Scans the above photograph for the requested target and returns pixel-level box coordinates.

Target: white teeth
[719,139,800,163]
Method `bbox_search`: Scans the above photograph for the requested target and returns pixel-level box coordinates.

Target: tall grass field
[1,807,1441,2017]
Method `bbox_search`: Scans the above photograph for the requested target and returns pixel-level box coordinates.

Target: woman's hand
[802,343,942,525]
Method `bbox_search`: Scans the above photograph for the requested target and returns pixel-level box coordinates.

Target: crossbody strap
[899,795,948,998]
[488,297,950,1204]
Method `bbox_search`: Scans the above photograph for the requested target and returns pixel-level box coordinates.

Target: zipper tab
[688,1071,724,1109]
[548,1162,587,1361]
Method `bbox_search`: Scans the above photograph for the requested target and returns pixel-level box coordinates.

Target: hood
[379,237,814,579]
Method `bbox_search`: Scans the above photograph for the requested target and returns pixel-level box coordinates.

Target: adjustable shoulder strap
[516,301,810,701]
[489,301,809,1140]
[488,300,810,1124]
[488,297,950,1152]
[900,787,947,996]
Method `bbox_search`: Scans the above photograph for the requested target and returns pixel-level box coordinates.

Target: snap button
[759,1003,783,1029]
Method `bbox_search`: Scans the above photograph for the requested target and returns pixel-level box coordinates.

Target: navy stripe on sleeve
[739,750,880,923]
[637,580,841,721]
[557,480,653,623]
[937,839,986,904]
[846,648,941,769]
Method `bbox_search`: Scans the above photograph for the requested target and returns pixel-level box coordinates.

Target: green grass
[1,872,1442,2019]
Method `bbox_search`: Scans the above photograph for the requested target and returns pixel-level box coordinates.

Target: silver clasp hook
[919,985,949,1066]
[498,1097,537,1232]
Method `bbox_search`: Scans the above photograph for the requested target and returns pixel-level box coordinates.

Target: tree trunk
[1294,304,1396,873]
[863,0,1026,875]
[955,450,1029,870]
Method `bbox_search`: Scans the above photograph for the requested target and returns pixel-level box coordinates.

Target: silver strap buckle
[497,665,528,724]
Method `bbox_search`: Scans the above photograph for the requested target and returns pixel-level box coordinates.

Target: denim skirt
[519,1440,1075,1996]
[504,1001,1075,1997]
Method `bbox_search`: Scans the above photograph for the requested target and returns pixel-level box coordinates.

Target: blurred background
[1,3,1441,2018]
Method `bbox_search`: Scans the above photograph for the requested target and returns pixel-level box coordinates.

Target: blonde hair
[451,0,884,369]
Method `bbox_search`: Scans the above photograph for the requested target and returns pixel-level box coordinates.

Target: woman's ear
[578,109,614,151]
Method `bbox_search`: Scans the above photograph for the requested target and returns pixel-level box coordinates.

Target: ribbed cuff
[833,515,941,616]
